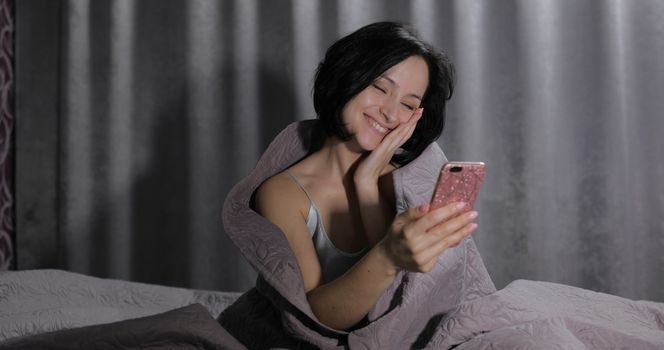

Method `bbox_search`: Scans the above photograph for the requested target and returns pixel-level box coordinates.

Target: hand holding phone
[430,162,486,210]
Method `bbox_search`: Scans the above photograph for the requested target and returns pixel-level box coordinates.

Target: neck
[319,136,365,181]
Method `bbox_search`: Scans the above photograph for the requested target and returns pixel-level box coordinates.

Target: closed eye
[402,103,416,111]
[372,83,387,93]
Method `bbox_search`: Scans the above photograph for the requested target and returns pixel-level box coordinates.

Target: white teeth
[370,120,387,134]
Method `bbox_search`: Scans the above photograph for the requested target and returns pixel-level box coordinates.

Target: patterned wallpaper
[0,0,14,270]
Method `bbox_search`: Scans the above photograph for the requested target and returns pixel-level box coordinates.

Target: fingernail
[469,223,478,230]
[456,202,467,209]
[418,203,430,213]
[467,211,478,219]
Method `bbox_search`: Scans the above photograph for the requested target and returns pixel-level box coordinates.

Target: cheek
[341,96,362,119]
[397,110,414,124]
[340,102,356,124]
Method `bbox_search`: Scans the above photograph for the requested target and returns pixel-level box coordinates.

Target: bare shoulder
[255,171,309,223]
[254,170,323,291]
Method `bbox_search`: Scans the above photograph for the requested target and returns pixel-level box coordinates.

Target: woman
[254,22,479,330]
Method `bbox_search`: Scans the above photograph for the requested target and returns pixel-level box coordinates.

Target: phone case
[430,162,486,210]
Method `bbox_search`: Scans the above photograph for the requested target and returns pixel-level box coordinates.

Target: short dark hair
[313,21,455,166]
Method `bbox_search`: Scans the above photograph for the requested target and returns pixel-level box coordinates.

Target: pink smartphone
[430,161,486,210]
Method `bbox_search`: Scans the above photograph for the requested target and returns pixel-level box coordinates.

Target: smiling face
[341,55,430,152]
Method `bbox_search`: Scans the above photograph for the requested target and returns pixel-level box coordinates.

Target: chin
[356,134,381,152]
[346,125,385,152]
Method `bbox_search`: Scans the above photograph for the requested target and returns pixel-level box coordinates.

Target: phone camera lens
[450,166,463,173]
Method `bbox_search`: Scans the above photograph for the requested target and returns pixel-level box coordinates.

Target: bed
[0,269,242,348]
[2,121,663,349]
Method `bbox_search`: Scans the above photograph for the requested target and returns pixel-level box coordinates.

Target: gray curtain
[0,0,15,271]
[16,0,664,300]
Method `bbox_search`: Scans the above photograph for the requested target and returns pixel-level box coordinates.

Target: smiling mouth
[366,115,389,134]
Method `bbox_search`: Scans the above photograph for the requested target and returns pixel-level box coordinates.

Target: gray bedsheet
[431,279,664,348]
[220,120,664,349]
[0,269,241,342]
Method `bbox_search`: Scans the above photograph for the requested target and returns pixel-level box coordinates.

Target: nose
[379,97,399,124]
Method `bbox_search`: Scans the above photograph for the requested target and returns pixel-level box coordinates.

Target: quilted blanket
[0,303,245,350]
[0,269,240,343]
[220,120,664,349]
[2,120,662,349]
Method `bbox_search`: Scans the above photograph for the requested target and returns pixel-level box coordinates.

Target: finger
[410,203,431,218]
[400,109,422,134]
[398,110,421,132]
[441,223,478,248]
[395,203,430,225]
[385,108,422,144]
[418,223,478,263]
[365,143,395,167]
[372,109,423,161]
[371,125,409,160]
[411,202,469,232]
[410,211,475,252]
[381,125,410,151]
[408,224,454,253]
[363,134,401,168]
[427,210,478,238]
[408,108,424,124]
[398,121,418,145]
[377,126,414,160]
[390,120,415,144]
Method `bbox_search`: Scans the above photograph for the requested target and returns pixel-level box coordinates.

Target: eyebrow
[379,75,423,101]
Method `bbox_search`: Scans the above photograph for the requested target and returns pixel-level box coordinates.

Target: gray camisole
[285,170,367,283]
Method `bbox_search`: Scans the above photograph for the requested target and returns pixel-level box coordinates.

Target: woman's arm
[256,174,477,330]
[255,173,397,328]
[353,173,395,246]
[353,108,422,245]
[255,173,323,292]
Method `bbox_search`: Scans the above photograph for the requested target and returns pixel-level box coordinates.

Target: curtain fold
[16,0,664,299]
[0,0,15,271]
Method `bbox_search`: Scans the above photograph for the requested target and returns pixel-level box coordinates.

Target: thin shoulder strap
[284,169,315,206]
